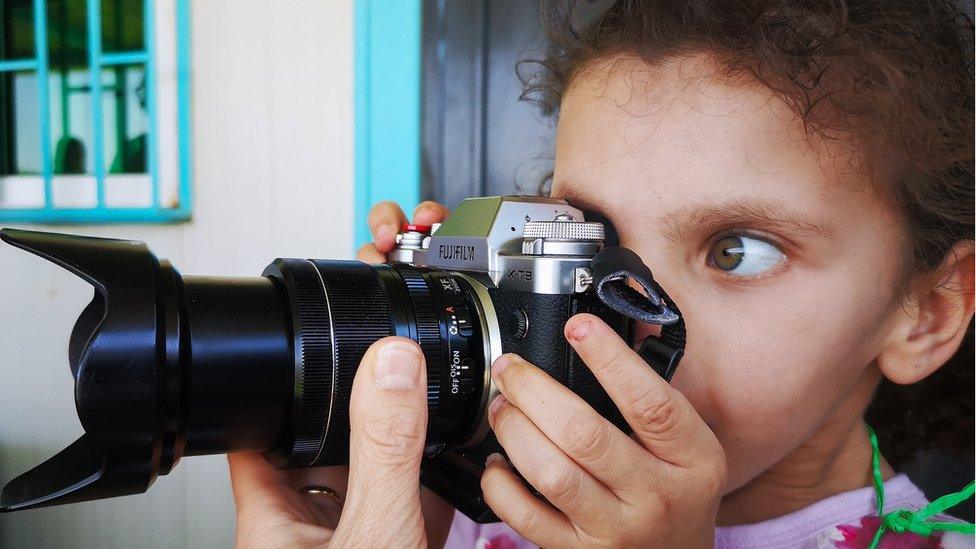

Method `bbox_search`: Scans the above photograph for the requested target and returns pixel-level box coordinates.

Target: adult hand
[230,336,453,548]
[231,196,456,549]
[482,313,727,548]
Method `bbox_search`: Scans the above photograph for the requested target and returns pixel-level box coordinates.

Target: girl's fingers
[565,314,723,471]
[412,201,451,225]
[356,242,387,264]
[488,353,656,500]
[365,200,450,255]
[332,337,428,547]
[487,395,621,536]
[481,453,580,549]
[367,201,408,252]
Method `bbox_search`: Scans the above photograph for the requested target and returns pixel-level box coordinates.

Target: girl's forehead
[552,54,876,222]
[558,55,810,176]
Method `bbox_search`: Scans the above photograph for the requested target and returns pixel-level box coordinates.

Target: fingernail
[567,318,592,341]
[486,452,505,468]
[492,354,513,378]
[373,342,422,390]
[487,395,507,419]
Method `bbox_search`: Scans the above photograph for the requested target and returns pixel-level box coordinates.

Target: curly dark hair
[522,0,975,469]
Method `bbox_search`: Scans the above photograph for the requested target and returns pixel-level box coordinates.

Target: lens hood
[0,229,176,511]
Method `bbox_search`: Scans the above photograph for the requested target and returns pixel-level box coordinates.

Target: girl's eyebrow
[661,199,839,242]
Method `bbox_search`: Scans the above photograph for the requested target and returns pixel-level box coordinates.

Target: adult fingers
[565,314,722,471]
[367,201,408,253]
[228,453,338,533]
[331,337,429,547]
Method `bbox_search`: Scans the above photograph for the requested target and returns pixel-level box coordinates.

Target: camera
[0,195,684,523]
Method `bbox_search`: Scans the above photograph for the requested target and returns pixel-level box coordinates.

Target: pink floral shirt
[444,474,971,548]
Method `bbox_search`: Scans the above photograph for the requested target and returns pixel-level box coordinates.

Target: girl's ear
[878,241,975,385]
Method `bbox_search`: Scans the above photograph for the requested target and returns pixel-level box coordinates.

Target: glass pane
[1,0,35,60]
[101,0,144,52]
[102,64,147,173]
[48,68,94,174]
[47,0,88,68]
[0,70,42,174]
[47,0,92,174]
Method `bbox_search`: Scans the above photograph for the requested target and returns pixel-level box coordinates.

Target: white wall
[0,1,355,546]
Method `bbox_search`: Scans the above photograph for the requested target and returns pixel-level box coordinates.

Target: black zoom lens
[262,260,488,468]
[0,229,488,512]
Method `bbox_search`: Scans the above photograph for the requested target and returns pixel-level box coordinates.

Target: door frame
[354,0,422,248]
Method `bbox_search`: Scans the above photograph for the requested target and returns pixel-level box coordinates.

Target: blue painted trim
[0,59,38,72]
[145,0,159,208]
[86,0,107,207]
[0,206,191,223]
[354,0,423,249]
[33,0,52,208]
[101,51,149,66]
[176,0,192,215]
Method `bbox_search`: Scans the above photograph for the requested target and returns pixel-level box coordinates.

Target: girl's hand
[229,337,454,548]
[482,313,726,548]
[357,200,452,263]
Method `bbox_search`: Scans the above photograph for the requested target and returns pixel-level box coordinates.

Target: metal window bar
[0,0,190,223]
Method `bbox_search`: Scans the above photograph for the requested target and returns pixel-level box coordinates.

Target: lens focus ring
[263,258,335,468]
[310,261,395,466]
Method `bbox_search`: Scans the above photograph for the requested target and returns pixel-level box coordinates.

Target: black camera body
[421,284,634,521]
[0,196,684,523]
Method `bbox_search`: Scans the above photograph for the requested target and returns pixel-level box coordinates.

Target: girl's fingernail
[491,355,512,378]
[567,318,592,341]
[488,395,507,419]
[486,452,505,468]
[373,342,422,390]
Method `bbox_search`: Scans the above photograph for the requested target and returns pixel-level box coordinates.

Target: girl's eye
[709,235,784,276]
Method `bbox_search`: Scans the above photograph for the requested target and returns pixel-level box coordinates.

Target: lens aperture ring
[392,264,443,411]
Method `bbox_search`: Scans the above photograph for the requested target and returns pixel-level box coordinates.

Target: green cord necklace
[866,425,975,549]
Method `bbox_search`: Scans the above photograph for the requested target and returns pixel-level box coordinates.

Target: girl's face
[551,55,909,492]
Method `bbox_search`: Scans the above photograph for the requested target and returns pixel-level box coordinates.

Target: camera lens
[262,260,489,468]
[0,229,489,511]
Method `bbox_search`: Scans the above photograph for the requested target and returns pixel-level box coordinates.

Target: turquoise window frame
[354,0,422,248]
[0,0,192,223]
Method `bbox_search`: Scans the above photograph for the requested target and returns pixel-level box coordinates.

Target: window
[0,0,190,223]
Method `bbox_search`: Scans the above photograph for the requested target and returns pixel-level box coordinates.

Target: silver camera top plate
[390,196,606,295]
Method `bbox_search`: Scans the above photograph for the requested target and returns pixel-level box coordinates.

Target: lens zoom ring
[313,261,394,465]
[277,259,334,467]
[393,264,443,410]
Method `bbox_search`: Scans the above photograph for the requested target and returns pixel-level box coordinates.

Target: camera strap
[590,246,686,382]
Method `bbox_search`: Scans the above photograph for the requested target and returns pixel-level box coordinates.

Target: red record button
[402,223,432,233]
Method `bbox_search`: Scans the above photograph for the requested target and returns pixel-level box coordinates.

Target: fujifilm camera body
[0,196,684,523]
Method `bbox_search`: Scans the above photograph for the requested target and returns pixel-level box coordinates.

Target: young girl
[230,1,973,547]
